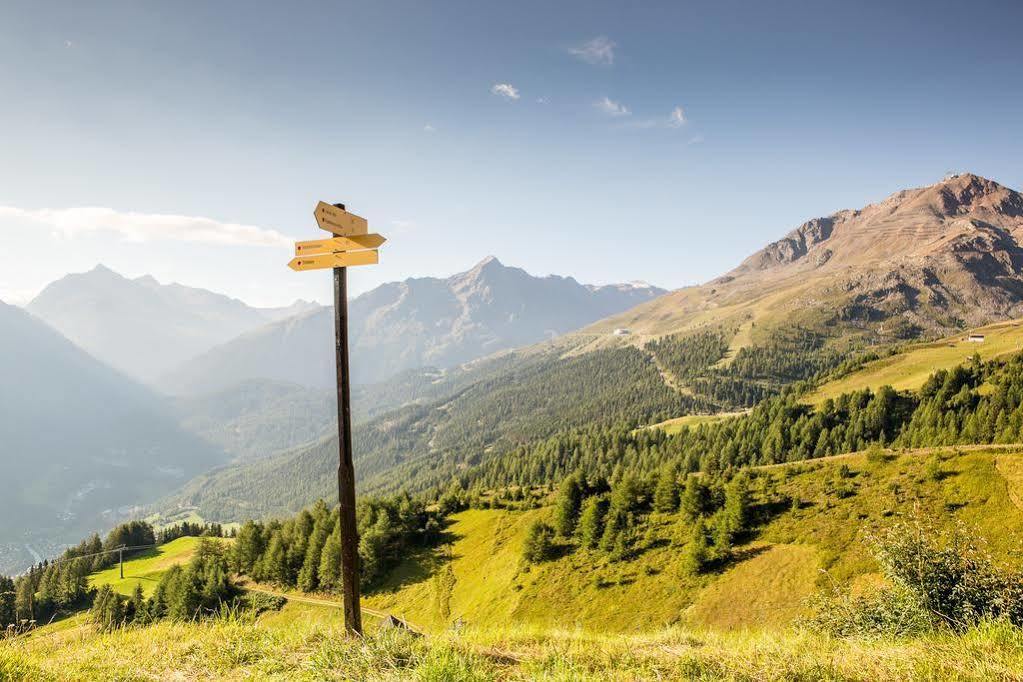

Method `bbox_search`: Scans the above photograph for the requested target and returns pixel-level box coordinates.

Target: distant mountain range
[0,301,224,574]
[28,266,316,382]
[156,173,1023,524]
[159,256,665,394]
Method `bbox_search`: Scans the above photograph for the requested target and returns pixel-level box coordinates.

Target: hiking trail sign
[288,201,385,636]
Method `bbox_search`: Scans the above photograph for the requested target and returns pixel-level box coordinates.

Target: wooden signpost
[288,201,384,636]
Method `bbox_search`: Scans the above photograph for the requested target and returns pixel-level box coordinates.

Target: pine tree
[653,466,679,513]
[552,473,584,537]
[682,519,711,576]
[318,525,342,591]
[578,495,608,549]
[522,521,556,563]
[723,475,751,538]
[680,475,709,522]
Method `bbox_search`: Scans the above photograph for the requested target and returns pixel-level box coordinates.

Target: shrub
[807,516,1023,636]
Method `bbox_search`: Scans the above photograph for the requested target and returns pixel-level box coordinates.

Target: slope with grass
[88,537,204,598]
[364,447,1023,634]
[811,318,1023,403]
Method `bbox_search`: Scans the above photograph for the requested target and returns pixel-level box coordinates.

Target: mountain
[156,173,1023,524]
[27,265,318,382]
[0,301,225,574]
[596,173,1023,341]
[159,257,665,394]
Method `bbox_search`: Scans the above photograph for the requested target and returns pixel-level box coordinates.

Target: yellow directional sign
[315,201,368,237]
[295,234,387,256]
[288,249,379,271]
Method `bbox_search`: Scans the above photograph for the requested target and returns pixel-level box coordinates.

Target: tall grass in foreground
[4,618,1023,681]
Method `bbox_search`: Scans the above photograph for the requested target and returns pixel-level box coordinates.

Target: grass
[365,448,1023,635]
[811,319,1023,403]
[6,616,1023,680]
[8,449,1023,678]
[88,536,205,597]
[641,412,745,435]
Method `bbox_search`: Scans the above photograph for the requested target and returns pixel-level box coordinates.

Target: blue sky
[1,0,1021,306]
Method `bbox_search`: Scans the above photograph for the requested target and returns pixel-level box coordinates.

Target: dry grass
[5,617,1023,680]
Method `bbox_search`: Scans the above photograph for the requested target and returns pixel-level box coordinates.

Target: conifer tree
[578,495,608,549]
[552,473,584,536]
[653,466,680,513]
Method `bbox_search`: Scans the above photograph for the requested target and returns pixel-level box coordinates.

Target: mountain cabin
[967,334,986,343]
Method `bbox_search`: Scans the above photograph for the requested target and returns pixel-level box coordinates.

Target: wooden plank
[288,250,379,272]
[288,253,339,271]
[334,250,379,267]
[295,234,387,256]
[314,201,368,237]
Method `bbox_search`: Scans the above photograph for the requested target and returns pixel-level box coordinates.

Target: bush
[807,516,1023,636]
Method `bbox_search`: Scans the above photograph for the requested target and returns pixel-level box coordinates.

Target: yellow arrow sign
[288,249,379,271]
[315,201,368,237]
[295,234,387,256]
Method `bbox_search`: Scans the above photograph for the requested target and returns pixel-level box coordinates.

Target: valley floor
[4,616,1023,681]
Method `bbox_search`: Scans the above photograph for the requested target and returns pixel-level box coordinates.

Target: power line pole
[289,201,385,637]
[119,545,125,580]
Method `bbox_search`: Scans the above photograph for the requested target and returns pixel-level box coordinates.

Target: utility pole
[289,201,385,636]
[119,545,125,580]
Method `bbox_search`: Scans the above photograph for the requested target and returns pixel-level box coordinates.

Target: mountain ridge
[27,265,318,382]
[159,257,667,394]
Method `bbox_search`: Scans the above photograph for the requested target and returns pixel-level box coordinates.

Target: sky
[1,0,1021,307]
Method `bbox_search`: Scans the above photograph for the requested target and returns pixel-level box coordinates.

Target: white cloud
[568,36,616,65]
[595,96,631,117]
[687,134,705,145]
[0,205,291,247]
[423,124,437,133]
[668,106,687,127]
[490,83,520,100]
[536,96,549,104]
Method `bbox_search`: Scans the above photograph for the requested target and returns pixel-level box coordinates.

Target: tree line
[229,494,443,593]
[429,351,1023,498]
[1,520,227,629]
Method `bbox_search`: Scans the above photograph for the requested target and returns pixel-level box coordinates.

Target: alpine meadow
[3,2,1023,680]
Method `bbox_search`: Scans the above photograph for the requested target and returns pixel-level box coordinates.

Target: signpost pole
[333,264,363,636]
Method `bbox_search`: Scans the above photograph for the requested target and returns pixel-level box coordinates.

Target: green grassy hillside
[363,447,1023,634]
[811,318,1023,403]
[88,537,203,598]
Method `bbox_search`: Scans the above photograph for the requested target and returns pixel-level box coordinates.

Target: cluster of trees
[4,521,159,626]
[432,352,1023,505]
[230,494,442,592]
[157,521,229,545]
[645,326,846,411]
[523,468,752,570]
[645,330,731,382]
[91,539,236,631]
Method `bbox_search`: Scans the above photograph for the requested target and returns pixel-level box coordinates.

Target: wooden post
[333,264,363,636]
[119,546,124,580]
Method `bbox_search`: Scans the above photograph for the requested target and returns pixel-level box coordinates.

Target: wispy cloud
[536,96,549,104]
[595,96,631,117]
[687,134,705,145]
[624,105,692,130]
[568,36,616,65]
[491,83,520,100]
[0,205,291,247]
[423,124,437,133]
